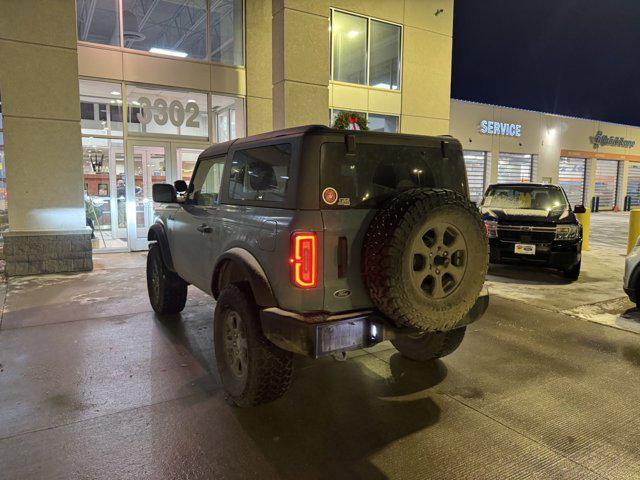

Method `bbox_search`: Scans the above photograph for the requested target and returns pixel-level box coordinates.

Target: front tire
[391,327,466,362]
[563,261,581,281]
[214,284,293,407]
[146,243,188,315]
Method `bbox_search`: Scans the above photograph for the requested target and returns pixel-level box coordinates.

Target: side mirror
[574,205,586,214]
[152,183,177,203]
[174,180,188,193]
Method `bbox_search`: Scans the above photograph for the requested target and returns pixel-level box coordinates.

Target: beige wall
[450,99,640,205]
[327,0,454,136]
[0,0,85,232]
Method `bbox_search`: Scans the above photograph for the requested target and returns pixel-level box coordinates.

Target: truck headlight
[484,220,498,238]
[555,224,580,240]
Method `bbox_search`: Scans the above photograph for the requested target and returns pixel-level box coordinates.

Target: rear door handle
[197,224,213,234]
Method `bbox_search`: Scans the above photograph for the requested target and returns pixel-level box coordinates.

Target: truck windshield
[482,186,568,211]
[320,142,464,208]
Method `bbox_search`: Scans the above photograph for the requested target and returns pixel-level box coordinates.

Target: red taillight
[290,232,317,288]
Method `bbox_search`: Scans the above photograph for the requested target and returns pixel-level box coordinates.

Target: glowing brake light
[290,232,317,288]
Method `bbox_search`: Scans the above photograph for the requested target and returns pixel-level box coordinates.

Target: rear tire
[214,284,293,407]
[563,261,581,281]
[392,327,467,362]
[146,243,188,315]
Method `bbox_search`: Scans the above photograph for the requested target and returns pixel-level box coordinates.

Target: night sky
[452,0,640,126]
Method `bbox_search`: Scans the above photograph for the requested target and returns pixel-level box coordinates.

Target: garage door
[463,150,488,203]
[594,159,619,210]
[558,157,586,206]
[626,163,640,208]
[498,153,533,183]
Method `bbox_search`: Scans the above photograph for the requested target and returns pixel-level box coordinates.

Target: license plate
[515,243,536,255]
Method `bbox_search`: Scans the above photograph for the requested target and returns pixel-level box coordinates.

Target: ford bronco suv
[147,125,489,407]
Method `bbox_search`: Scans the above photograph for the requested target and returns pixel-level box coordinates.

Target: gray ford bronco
[147,125,489,407]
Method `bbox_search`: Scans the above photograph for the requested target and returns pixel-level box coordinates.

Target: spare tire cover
[363,188,488,331]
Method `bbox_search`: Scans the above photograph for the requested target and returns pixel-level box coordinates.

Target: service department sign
[479,120,522,137]
[590,130,635,149]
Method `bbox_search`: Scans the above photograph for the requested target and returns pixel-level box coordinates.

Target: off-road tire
[214,284,293,407]
[563,261,581,281]
[147,243,188,315]
[363,188,488,331]
[392,327,466,362]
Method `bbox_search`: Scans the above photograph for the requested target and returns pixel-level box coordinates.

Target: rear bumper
[260,289,490,358]
[489,238,581,269]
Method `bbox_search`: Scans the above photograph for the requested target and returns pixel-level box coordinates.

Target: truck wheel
[363,188,488,331]
[214,284,293,407]
[392,327,466,362]
[147,243,188,315]
[563,261,581,281]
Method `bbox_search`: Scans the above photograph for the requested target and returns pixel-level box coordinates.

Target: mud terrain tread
[363,188,487,331]
[147,243,188,315]
[391,327,466,361]
[214,284,293,407]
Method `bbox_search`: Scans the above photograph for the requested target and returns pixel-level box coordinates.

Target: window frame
[76,0,246,68]
[329,108,400,133]
[190,155,227,206]
[330,8,403,92]
[221,138,300,209]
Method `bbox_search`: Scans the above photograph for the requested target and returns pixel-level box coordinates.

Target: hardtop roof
[199,124,456,159]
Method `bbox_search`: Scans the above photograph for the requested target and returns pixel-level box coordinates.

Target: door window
[192,157,225,206]
[228,144,292,202]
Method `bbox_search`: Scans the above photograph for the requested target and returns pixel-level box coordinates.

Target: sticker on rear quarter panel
[322,187,338,205]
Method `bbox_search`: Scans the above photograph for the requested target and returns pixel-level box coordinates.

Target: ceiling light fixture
[149,47,188,58]
[110,91,120,96]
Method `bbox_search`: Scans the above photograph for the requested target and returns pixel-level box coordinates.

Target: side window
[228,144,291,202]
[191,157,225,206]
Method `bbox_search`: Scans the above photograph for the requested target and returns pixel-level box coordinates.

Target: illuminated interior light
[149,47,188,58]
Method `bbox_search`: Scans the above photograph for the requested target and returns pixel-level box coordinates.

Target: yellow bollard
[627,209,640,254]
[575,207,590,251]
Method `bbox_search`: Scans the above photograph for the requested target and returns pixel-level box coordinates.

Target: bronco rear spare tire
[363,188,487,331]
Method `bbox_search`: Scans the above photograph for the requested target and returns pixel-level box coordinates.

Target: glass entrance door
[126,141,206,251]
[127,141,169,250]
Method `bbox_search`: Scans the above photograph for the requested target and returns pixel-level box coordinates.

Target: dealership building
[451,99,640,210]
[0,0,639,276]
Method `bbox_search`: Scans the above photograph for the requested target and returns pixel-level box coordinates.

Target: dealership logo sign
[590,130,635,149]
[479,120,522,137]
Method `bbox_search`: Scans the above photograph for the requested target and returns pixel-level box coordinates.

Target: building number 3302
[135,97,201,128]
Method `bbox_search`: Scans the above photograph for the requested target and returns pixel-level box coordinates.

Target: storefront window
[126,85,208,138]
[177,148,203,182]
[121,0,207,59]
[82,138,128,249]
[332,11,368,85]
[211,0,244,65]
[368,114,399,133]
[76,0,120,46]
[331,11,402,90]
[369,20,401,90]
[330,110,398,133]
[213,95,245,142]
[0,94,6,246]
[79,79,124,137]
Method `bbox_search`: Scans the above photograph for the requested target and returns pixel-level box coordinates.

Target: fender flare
[147,223,175,271]
[212,248,277,307]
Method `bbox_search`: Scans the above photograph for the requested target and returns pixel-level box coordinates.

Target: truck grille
[497,225,556,243]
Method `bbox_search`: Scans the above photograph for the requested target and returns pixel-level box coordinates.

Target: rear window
[228,143,291,203]
[320,142,458,208]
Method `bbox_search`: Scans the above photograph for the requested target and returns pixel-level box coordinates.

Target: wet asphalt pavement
[0,253,639,479]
